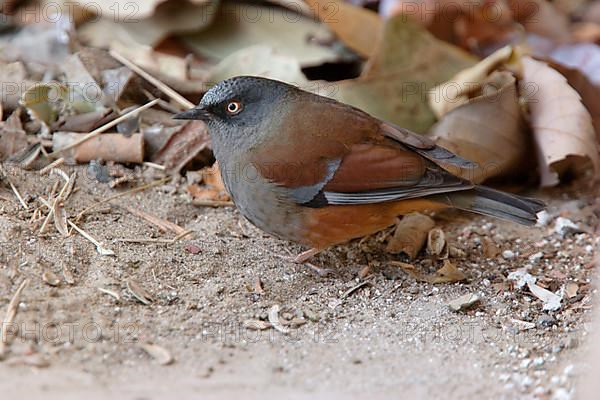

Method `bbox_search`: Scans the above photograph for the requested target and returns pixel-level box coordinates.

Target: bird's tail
[436,186,546,226]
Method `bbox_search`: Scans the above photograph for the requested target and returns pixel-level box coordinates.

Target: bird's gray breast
[217,159,307,243]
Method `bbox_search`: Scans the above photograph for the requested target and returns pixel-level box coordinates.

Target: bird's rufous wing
[249,98,476,207]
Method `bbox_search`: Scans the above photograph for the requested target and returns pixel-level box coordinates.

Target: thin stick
[0,279,29,359]
[8,181,28,210]
[47,99,159,158]
[143,162,166,171]
[109,50,195,110]
[39,157,65,175]
[68,220,115,256]
[120,204,186,235]
[76,177,169,221]
[39,173,71,234]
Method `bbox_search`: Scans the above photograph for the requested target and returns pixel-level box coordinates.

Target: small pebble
[537,314,557,328]
[529,252,543,262]
[502,250,515,260]
[554,217,581,237]
[563,364,575,377]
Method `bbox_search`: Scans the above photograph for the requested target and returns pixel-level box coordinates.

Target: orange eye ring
[226,101,242,115]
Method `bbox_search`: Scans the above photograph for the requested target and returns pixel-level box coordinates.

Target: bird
[174,76,545,263]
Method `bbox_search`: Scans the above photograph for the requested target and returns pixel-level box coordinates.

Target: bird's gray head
[173,76,296,153]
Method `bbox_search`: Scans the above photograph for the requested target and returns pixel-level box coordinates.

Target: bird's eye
[226,100,242,115]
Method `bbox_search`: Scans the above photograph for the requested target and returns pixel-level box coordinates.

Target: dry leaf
[153,120,211,174]
[572,22,600,44]
[42,271,60,287]
[0,61,35,112]
[391,259,466,284]
[519,56,600,186]
[207,45,309,87]
[53,203,69,237]
[79,0,219,48]
[187,163,231,202]
[427,227,446,257]
[429,46,514,118]
[243,319,272,330]
[548,61,600,142]
[268,305,289,334]
[482,237,500,258]
[306,0,382,58]
[140,343,174,366]
[0,109,28,161]
[386,213,436,258]
[565,282,579,299]
[448,293,480,312]
[429,260,466,284]
[332,16,475,133]
[527,281,562,311]
[510,0,571,43]
[430,71,529,182]
[180,3,341,67]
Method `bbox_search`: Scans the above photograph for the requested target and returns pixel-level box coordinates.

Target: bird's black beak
[173,107,211,121]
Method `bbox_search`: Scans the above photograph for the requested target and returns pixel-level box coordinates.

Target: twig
[0,279,29,359]
[8,181,28,210]
[47,99,159,158]
[76,177,169,221]
[109,50,195,110]
[39,157,65,175]
[39,172,71,234]
[191,199,235,207]
[1,164,29,210]
[143,162,166,171]
[68,220,115,256]
[341,281,372,299]
[119,204,186,235]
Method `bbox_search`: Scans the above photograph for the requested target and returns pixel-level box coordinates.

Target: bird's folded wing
[379,122,479,176]
[249,100,477,207]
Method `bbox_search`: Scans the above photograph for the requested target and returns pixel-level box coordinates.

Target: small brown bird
[174,76,544,263]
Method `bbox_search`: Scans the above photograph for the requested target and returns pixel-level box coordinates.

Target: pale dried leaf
[430,71,528,182]
[208,45,309,87]
[565,282,579,299]
[448,293,480,312]
[243,319,272,330]
[428,260,466,284]
[527,281,562,311]
[268,305,289,334]
[482,237,500,258]
[53,203,69,237]
[386,213,436,258]
[519,57,599,186]
[331,16,475,133]
[306,0,382,58]
[429,45,514,118]
[180,3,340,67]
[427,227,446,256]
[42,271,60,287]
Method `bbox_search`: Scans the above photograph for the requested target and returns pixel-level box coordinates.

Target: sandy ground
[0,164,597,399]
